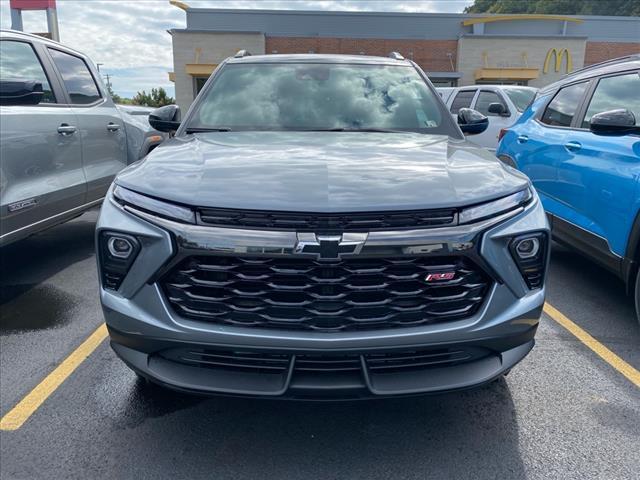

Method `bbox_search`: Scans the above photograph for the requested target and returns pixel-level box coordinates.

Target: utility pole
[96,63,103,73]
[103,73,112,92]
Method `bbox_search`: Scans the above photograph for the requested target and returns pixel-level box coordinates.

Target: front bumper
[97,190,549,398]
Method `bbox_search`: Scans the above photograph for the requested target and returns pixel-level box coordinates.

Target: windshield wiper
[185,127,232,133]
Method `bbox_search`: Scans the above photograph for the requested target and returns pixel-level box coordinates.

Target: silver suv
[0,30,165,246]
[97,52,549,399]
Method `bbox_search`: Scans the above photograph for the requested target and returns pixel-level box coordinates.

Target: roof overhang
[474,67,539,81]
[426,71,462,78]
[462,15,583,26]
[185,63,217,76]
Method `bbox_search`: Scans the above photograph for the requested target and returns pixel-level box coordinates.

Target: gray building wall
[457,36,587,87]
[171,31,265,112]
[184,9,640,42]
[170,9,639,110]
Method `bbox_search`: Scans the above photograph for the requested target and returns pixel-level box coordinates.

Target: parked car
[116,104,168,160]
[97,51,549,398]
[497,55,640,322]
[442,85,538,151]
[435,86,455,103]
[0,30,163,246]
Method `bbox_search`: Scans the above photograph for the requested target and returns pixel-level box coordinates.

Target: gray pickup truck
[0,30,166,246]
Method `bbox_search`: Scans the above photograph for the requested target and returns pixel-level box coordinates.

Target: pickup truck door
[447,89,477,119]
[470,89,513,151]
[47,47,128,203]
[0,39,85,242]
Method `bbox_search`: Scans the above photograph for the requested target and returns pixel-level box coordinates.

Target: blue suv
[497,56,640,322]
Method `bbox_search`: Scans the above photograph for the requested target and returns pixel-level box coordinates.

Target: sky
[0,0,474,98]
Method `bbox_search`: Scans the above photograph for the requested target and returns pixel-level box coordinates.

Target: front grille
[161,255,491,331]
[197,208,457,232]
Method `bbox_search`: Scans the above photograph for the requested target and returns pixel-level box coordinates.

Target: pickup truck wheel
[635,269,640,325]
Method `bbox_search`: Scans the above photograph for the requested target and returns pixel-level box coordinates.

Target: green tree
[464,0,640,16]
[131,87,174,107]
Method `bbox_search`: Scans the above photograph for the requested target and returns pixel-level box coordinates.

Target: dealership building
[168,4,640,111]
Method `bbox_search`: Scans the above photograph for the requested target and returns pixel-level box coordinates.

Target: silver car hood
[115,131,529,212]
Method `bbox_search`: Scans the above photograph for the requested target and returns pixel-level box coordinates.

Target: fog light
[99,232,140,291]
[108,236,134,258]
[509,233,547,290]
[514,237,540,259]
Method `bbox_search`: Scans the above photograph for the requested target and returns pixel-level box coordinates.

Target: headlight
[112,185,195,224]
[459,188,532,224]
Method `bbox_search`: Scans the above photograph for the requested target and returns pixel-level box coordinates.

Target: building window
[194,76,209,96]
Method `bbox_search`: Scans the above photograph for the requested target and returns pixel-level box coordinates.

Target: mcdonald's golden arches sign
[544,48,572,74]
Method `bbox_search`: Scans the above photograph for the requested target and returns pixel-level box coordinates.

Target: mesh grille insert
[161,255,491,332]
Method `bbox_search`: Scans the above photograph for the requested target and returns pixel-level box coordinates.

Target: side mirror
[458,108,489,135]
[589,109,637,135]
[149,105,181,133]
[0,80,44,106]
[487,102,507,116]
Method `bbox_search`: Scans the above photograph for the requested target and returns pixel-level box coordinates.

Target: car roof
[0,29,87,58]
[455,85,537,91]
[226,53,411,66]
[540,55,640,95]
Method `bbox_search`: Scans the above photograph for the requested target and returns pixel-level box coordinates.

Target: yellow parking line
[2,303,637,430]
[544,303,640,388]
[0,323,108,431]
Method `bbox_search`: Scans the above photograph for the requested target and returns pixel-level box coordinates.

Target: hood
[115,132,529,212]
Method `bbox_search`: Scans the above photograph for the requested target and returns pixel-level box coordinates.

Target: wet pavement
[1,210,639,480]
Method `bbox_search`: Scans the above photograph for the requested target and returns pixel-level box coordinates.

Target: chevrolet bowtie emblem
[294,232,368,260]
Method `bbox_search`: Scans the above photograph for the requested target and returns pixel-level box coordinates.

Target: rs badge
[425,272,456,282]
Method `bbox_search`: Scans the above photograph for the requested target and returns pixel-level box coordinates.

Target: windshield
[504,88,537,112]
[187,63,456,135]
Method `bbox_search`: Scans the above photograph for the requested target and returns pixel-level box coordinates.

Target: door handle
[517,135,528,143]
[564,141,582,151]
[57,124,77,135]
[107,122,121,132]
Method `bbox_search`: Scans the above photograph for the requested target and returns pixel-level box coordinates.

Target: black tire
[635,268,640,325]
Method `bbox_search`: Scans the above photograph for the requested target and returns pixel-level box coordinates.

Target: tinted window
[450,90,475,114]
[48,48,101,104]
[190,64,452,135]
[475,91,506,116]
[504,87,537,112]
[0,40,55,103]
[540,82,588,127]
[581,73,640,128]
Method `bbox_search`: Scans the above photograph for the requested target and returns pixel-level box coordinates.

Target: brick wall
[585,41,640,65]
[265,37,458,72]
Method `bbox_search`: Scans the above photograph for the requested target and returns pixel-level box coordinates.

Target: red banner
[9,0,56,10]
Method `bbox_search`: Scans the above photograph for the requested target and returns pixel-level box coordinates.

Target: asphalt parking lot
[1,210,639,480]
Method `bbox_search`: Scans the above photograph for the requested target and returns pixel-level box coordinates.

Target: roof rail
[234,49,251,58]
[388,51,405,61]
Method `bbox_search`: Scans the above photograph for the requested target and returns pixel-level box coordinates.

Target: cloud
[0,0,473,97]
